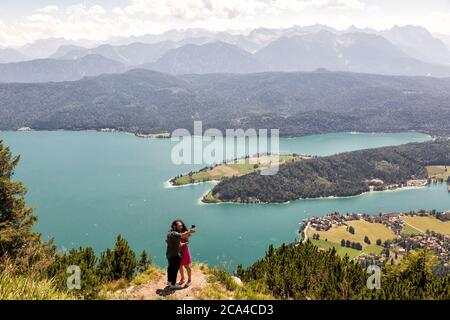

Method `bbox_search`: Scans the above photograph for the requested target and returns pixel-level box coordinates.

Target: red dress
[180,238,192,266]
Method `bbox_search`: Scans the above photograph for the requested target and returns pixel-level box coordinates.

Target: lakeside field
[306,220,395,258]
[171,154,308,186]
[400,223,422,236]
[309,239,362,259]
[426,165,450,180]
[400,215,450,235]
[308,220,396,246]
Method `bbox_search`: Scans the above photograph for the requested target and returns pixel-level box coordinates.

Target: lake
[1,130,449,269]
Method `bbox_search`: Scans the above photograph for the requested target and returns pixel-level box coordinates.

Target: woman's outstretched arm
[180,228,196,239]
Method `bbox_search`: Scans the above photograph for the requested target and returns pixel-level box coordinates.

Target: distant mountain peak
[144,41,264,75]
[381,25,450,64]
[0,54,125,83]
[0,48,29,63]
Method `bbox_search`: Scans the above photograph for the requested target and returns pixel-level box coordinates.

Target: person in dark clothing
[166,220,196,289]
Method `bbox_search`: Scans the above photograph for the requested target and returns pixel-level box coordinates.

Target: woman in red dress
[176,220,193,286]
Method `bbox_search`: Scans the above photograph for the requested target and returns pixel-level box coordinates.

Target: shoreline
[1,128,435,141]
[1,128,172,140]
[165,178,219,189]
[197,185,220,205]
[206,184,434,206]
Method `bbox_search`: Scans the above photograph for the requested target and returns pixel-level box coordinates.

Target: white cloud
[0,0,450,47]
[121,0,267,21]
[36,5,59,14]
[66,4,106,17]
[319,0,366,10]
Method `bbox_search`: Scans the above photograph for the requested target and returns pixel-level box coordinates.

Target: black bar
[2,300,447,319]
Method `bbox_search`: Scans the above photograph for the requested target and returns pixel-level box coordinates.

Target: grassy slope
[0,269,73,300]
[172,155,304,186]
[309,239,361,259]
[309,220,396,245]
[400,216,450,235]
[401,223,422,236]
[307,220,397,259]
[426,166,450,180]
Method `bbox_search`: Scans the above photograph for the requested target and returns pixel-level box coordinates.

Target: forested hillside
[210,139,450,203]
[2,70,450,136]
[237,242,449,300]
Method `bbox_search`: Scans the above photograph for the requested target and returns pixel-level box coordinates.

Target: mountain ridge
[0,54,126,83]
[1,69,450,136]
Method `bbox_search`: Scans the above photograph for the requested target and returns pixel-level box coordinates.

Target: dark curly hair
[171,220,188,232]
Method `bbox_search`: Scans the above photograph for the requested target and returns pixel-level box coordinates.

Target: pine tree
[48,247,101,299]
[348,226,355,234]
[138,250,151,273]
[98,235,137,281]
[0,141,40,261]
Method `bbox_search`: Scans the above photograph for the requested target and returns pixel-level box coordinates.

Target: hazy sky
[2,0,450,47]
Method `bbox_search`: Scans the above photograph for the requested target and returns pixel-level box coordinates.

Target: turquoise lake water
[1,130,449,269]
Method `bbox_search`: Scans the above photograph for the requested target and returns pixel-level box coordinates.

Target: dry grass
[0,265,73,300]
[196,282,233,300]
[426,166,450,180]
[102,278,129,291]
[131,266,161,286]
[208,164,239,177]
[202,267,275,300]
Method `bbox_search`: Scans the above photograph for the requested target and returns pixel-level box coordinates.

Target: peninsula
[205,139,450,203]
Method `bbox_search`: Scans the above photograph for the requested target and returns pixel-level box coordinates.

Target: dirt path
[401,219,425,233]
[302,222,310,243]
[128,266,209,300]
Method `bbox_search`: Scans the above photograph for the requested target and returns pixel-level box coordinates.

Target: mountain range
[18,37,100,60]
[0,25,449,81]
[51,41,179,65]
[255,31,450,76]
